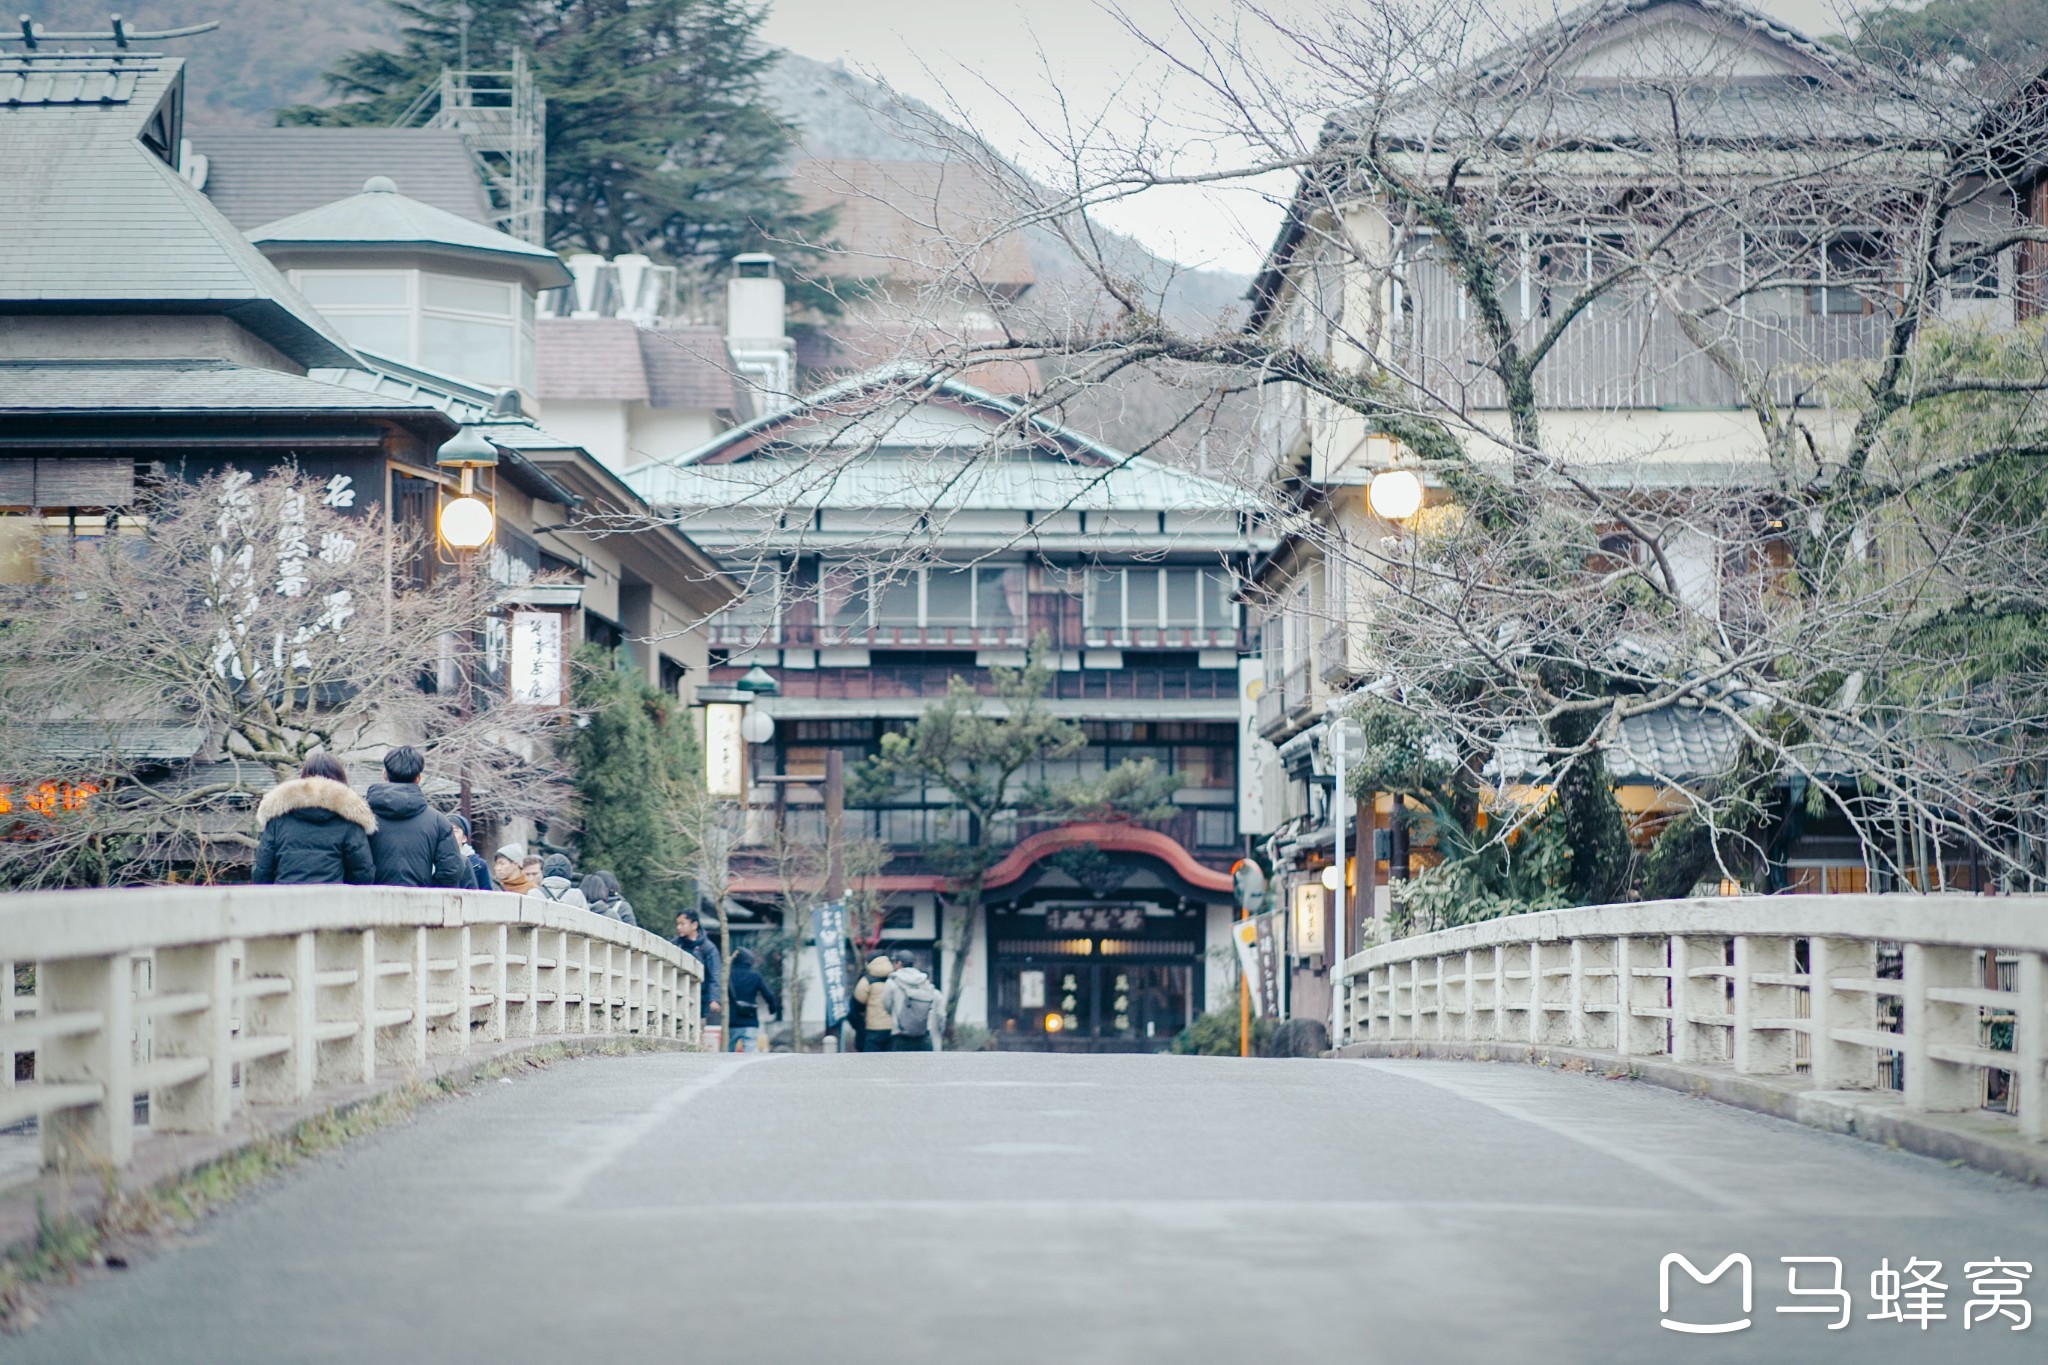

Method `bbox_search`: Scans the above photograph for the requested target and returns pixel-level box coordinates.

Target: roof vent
[363,176,398,194]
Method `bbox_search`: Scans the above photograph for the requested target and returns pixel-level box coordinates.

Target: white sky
[758,0,1867,276]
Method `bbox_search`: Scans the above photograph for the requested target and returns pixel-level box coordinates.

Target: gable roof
[249,178,572,291]
[191,127,494,230]
[0,51,360,369]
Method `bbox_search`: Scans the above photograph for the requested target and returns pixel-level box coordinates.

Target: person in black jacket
[365,745,464,888]
[674,906,722,1028]
[449,813,491,891]
[251,754,377,886]
[725,948,780,1052]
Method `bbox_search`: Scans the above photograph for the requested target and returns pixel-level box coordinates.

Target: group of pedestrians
[251,751,635,929]
[851,952,940,1052]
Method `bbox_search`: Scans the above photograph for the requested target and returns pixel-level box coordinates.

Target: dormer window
[290,268,537,392]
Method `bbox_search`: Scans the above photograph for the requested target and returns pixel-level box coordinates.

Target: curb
[1332,1039,2048,1185]
[1,1033,694,1262]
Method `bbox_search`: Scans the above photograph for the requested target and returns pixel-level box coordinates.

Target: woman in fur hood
[252,753,377,885]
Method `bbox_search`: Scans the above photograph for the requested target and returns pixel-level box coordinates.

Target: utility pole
[1330,716,1347,1048]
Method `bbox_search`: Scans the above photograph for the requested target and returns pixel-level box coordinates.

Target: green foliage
[1393,808,1575,937]
[1024,754,1183,825]
[1345,699,1456,796]
[1841,0,2048,76]
[558,645,700,936]
[1170,1006,1275,1057]
[280,0,838,309]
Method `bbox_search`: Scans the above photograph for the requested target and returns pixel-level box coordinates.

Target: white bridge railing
[0,886,703,1172]
[1340,894,2047,1142]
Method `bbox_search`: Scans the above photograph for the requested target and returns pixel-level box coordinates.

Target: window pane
[420,315,514,385]
[823,565,868,626]
[1084,568,1121,627]
[297,272,407,307]
[927,567,973,625]
[332,312,412,361]
[1200,570,1233,628]
[1127,569,1161,626]
[1164,569,1200,625]
[975,565,1021,623]
[873,570,920,625]
[422,273,514,316]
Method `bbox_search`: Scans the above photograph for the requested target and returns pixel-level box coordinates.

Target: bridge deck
[14,1051,2048,1364]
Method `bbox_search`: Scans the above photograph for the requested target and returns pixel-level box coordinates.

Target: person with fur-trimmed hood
[252,753,377,885]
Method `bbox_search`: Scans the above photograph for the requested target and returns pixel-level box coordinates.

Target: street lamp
[1367,468,1424,522]
[438,495,495,550]
[436,423,500,550]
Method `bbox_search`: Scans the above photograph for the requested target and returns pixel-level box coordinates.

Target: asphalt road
[15,1050,2048,1365]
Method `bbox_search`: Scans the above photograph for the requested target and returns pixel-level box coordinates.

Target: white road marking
[529,1056,772,1211]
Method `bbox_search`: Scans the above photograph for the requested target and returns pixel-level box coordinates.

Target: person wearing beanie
[851,954,897,1053]
[493,843,535,894]
[535,853,588,909]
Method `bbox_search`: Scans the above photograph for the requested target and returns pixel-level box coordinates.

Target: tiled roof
[534,319,749,414]
[789,158,1034,291]
[1496,707,1744,783]
[0,359,452,421]
[0,52,145,105]
[0,53,359,370]
[191,127,494,230]
[249,180,572,290]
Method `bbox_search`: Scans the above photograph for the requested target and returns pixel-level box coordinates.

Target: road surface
[16,1050,2048,1364]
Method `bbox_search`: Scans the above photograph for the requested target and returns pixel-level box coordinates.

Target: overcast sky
[758,0,1866,276]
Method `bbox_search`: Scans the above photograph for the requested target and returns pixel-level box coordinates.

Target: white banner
[509,610,564,706]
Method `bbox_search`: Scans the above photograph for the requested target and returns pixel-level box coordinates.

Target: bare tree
[0,467,566,886]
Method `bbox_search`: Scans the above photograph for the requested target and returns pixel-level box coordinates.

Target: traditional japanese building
[630,365,1270,1048]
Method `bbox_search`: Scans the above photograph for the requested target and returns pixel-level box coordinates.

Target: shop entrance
[990,957,1195,1051]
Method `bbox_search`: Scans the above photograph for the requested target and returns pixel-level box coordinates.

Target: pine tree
[279,0,836,306]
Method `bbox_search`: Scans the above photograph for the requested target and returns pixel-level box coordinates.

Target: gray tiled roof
[0,53,360,370]
[249,181,572,290]
[0,359,452,422]
[534,319,749,415]
[1495,706,1744,782]
[191,128,494,231]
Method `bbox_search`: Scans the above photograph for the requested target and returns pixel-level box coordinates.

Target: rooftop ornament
[8,15,222,49]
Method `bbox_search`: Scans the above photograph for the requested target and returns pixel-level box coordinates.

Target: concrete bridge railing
[0,886,702,1172]
[1340,894,2047,1143]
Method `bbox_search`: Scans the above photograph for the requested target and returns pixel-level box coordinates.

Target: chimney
[724,253,794,416]
[567,253,607,318]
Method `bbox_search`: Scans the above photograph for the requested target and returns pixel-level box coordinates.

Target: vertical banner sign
[508,610,564,705]
[1290,881,1326,957]
[704,701,745,797]
[1231,917,1265,1016]
[1252,912,1283,1020]
[812,900,851,1030]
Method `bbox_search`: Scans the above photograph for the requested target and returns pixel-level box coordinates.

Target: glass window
[1195,809,1236,847]
[975,565,1021,623]
[926,567,974,625]
[1085,568,1123,628]
[423,273,515,317]
[1200,570,1234,629]
[296,271,408,308]
[873,571,921,625]
[332,312,412,362]
[1127,569,1161,626]
[1164,569,1200,625]
[420,315,515,385]
[823,565,868,626]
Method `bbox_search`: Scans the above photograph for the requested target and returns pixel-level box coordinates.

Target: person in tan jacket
[851,955,896,1053]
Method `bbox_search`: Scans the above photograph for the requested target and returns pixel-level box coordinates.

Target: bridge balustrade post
[1671,935,1728,1065]
[476,924,508,1045]
[1904,942,1981,1112]
[507,925,537,1040]
[1534,939,1570,1046]
[150,941,233,1135]
[1614,936,1660,1057]
[243,932,316,1104]
[424,926,470,1058]
[313,930,374,1088]
[1429,954,1447,1041]
[574,936,594,1035]
[375,926,428,1074]
[1807,936,1878,1091]
[1570,936,1618,1051]
[1733,935,1796,1075]
[1487,946,1507,1041]
[537,929,566,1036]
[39,952,134,1169]
[2016,951,2044,1143]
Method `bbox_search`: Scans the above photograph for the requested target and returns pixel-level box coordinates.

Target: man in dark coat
[251,755,377,885]
[365,745,464,888]
[725,948,780,1052]
[673,906,721,1028]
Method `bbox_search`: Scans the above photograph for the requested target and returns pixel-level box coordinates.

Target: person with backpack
[881,953,940,1051]
[580,871,637,927]
[534,853,589,909]
[725,948,780,1052]
[850,954,896,1053]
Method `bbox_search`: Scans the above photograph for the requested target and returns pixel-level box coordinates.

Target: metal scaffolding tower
[395,48,546,247]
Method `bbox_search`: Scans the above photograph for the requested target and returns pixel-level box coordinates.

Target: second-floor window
[291,269,538,392]
[1083,567,1235,631]
[827,562,1025,632]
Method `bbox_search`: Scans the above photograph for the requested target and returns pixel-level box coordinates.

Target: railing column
[1671,935,1727,1065]
[1733,935,1796,1075]
[244,933,316,1104]
[1488,945,1507,1041]
[1904,942,1981,1112]
[2016,951,2044,1143]
[314,930,374,1088]
[150,941,233,1134]
[1615,936,1659,1056]
[508,926,537,1040]
[376,926,428,1074]
[476,924,508,1045]
[575,936,594,1034]
[537,928,566,1036]
[1808,936,1878,1091]
[39,952,134,1168]
[425,927,470,1057]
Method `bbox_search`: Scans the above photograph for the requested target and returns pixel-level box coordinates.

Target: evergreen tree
[1841,0,2048,79]
[279,0,836,306]
[559,646,701,936]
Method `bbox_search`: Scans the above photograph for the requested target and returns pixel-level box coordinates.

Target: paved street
[16,1051,2048,1364]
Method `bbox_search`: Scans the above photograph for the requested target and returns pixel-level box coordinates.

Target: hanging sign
[509,609,565,705]
[1253,912,1283,1020]
[1231,916,1266,1016]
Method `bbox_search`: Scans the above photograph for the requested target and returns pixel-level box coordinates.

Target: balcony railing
[713,664,1239,702]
